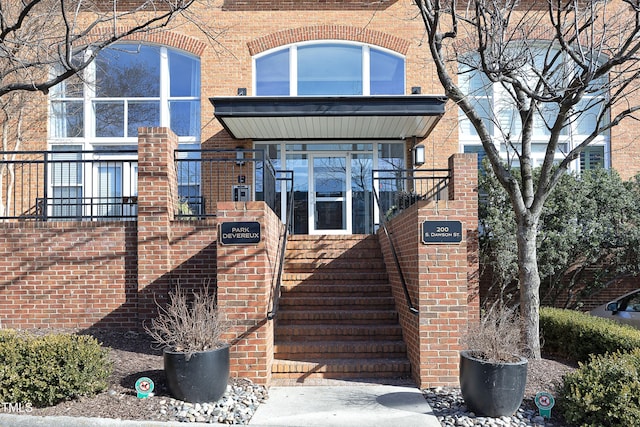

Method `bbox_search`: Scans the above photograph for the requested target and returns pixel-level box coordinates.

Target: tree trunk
[517,214,541,359]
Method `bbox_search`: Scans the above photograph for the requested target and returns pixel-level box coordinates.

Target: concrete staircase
[272,234,411,381]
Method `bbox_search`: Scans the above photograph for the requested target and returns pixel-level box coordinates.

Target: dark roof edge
[210,95,448,117]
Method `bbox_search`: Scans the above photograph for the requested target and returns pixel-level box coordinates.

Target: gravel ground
[19,329,576,425]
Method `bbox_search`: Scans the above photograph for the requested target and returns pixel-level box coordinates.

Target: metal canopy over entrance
[211,95,447,235]
[210,95,447,140]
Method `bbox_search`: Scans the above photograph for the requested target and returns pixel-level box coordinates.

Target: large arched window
[254,42,405,96]
[458,51,609,172]
[50,43,201,143]
[48,44,201,219]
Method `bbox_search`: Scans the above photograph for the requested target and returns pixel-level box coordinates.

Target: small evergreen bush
[0,330,111,407]
[540,307,640,362]
[558,349,640,427]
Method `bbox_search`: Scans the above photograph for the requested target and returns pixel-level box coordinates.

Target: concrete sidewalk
[249,384,441,427]
[0,383,441,427]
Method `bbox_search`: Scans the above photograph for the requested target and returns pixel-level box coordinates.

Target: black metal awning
[210,95,447,140]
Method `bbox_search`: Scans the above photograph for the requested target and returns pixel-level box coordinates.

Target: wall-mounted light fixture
[237,87,247,96]
[236,147,245,166]
[411,86,422,95]
[413,144,425,167]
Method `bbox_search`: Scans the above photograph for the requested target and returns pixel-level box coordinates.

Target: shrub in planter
[0,330,111,407]
[460,306,528,417]
[558,349,640,427]
[145,284,230,403]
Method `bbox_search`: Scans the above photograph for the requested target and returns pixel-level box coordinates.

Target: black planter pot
[164,345,230,403]
[459,350,528,417]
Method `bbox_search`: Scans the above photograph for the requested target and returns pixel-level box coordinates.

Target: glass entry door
[309,154,351,234]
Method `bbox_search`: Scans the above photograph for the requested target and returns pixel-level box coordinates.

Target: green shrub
[558,349,640,427]
[0,330,112,407]
[540,307,640,362]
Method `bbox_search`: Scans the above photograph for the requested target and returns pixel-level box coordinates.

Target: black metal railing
[372,168,451,315]
[373,168,450,226]
[0,149,138,221]
[268,169,294,320]
[174,148,279,219]
[0,148,283,222]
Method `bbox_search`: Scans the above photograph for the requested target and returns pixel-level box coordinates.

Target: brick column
[448,153,480,322]
[216,201,280,386]
[136,127,179,324]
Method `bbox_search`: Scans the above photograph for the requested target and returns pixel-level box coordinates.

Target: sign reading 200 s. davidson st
[422,220,463,244]
[220,221,261,245]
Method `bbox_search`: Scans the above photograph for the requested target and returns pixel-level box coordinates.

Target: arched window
[458,50,609,172]
[48,44,201,219]
[50,44,201,143]
[254,42,405,96]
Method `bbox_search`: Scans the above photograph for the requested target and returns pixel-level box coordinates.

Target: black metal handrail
[268,170,294,320]
[372,168,452,316]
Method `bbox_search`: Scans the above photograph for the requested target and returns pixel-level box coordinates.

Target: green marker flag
[135,377,155,399]
[534,391,555,419]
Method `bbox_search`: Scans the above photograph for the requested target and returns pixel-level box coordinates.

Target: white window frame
[48,44,201,217]
[458,57,610,172]
[252,41,406,96]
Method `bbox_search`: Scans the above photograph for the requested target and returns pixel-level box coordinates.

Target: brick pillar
[136,127,178,324]
[411,153,480,386]
[216,201,280,386]
[448,153,480,322]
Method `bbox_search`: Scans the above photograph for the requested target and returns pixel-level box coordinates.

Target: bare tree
[0,0,199,98]
[415,0,640,358]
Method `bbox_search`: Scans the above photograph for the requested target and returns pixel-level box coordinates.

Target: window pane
[370,49,404,95]
[128,101,160,137]
[170,51,200,97]
[377,143,405,171]
[95,102,125,137]
[575,98,607,136]
[96,44,160,97]
[170,101,200,137]
[51,149,82,186]
[580,146,605,170]
[51,101,84,138]
[52,187,82,219]
[97,164,123,217]
[51,74,83,98]
[298,44,362,95]
[256,50,290,96]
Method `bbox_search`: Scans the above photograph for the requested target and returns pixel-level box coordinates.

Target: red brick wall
[0,221,138,330]
[0,128,283,386]
[216,201,283,385]
[378,153,479,388]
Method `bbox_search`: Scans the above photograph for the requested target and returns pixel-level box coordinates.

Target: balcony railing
[0,149,138,221]
[0,148,281,222]
[373,168,450,225]
[174,148,279,219]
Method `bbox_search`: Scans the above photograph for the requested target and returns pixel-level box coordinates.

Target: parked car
[590,289,640,328]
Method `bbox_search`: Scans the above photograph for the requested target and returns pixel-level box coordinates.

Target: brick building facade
[1,0,637,387]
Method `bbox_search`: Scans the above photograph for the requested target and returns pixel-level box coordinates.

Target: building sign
[220,221,261,245]
[422,220,462,244]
